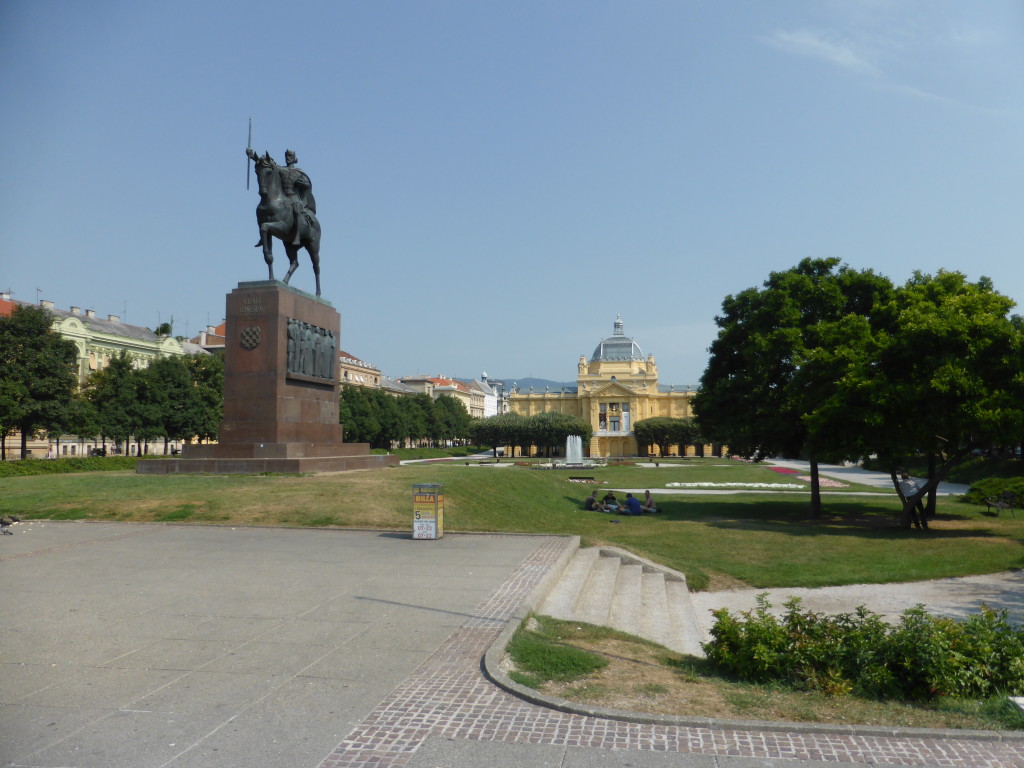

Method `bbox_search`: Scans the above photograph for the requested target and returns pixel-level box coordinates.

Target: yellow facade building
[510,316,703,458]
[1,295,206,458]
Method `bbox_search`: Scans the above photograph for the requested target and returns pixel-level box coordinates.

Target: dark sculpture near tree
[246,148,322,296]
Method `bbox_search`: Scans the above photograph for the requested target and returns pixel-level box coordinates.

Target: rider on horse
[246,148,316,245]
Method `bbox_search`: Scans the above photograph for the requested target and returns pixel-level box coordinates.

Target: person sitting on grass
[583,491,607,512]
[642,489,658,513]
[602,491,620,511]
[624,493,644,516]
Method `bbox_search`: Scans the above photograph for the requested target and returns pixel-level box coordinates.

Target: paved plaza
[2,522,1022,768]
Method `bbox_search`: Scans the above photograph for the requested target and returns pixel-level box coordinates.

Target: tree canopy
[805,271,1024,524]
[695,260,1024,525]
[694,258,894,516]
[0,305,79,458]
[467,411,591,457]
[339,387,473,450]
[633,417,702,457]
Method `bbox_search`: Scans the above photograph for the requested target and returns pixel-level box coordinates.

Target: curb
[482,540,1024,744]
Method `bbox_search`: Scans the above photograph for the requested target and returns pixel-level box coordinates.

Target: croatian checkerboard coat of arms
[239,325,262,351]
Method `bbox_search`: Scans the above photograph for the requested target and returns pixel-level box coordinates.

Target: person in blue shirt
[624,493,644,516]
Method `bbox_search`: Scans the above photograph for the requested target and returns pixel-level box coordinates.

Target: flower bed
[799,475,848,488]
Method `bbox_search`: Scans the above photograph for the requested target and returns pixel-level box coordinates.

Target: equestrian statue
[246,147,322,296]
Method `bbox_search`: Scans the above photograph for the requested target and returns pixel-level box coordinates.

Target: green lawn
[2,459,1020,591]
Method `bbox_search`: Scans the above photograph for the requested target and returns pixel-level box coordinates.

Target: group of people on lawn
[583,490,658,515]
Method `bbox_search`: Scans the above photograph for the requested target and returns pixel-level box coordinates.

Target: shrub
[0,456,137,477]
[963,477,1024,506]
[703,598,1024,701]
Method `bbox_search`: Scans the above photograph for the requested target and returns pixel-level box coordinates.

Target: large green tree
[806,271,1024,526]
[142,355,208,453]
[367,389,407,450]
[186,352,223,443]
[85,351,140,451]
[340,385,380,444]
[467,412,529,457]
[0,305,79,458]
[433,395,472,444]
[694,258,894,517]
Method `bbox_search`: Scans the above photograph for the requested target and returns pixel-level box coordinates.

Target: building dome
[590,315,645,362]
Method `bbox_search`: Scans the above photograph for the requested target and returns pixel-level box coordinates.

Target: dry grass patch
[515,617,1023,731]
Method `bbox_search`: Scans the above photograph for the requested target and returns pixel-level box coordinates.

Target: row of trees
[0,305,224,459]
[467,412,593,457]
[338,384,472,450]
[693,259,1024,523]
[84,349,224,454]
[0,304,476,457]
[632,417,703,457]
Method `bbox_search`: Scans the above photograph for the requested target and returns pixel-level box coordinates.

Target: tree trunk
[808,457,822,519]
[890,470,914,528]
[892,451,965,529]
[20,429,28,459]
[926,452,937,518]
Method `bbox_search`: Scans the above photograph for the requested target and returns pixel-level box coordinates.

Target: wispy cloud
[764,28,881,77]
[761,12,1002,111]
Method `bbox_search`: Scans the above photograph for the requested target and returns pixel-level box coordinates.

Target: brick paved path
[318,537,1024,768]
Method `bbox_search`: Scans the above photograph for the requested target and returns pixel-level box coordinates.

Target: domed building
[510,316,710,458]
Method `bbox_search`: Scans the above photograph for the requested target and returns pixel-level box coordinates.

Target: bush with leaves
[704,596,1024,701]
[963,477,1024,506]
[0,456,138,477]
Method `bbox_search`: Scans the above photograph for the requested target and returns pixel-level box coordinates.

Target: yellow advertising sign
[413,485,444,539]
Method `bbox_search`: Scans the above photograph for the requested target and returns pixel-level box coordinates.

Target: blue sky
[2,1,1022,386]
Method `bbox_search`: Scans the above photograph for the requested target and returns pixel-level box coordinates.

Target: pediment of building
[59,317,85,333]
[584,380,638,399]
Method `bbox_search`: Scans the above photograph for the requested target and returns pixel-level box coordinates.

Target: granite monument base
[138,281,398,475]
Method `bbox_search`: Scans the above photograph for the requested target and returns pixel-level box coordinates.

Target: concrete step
[576,553,620,626]
[608,563,643,635]
[640,571,672,648]
[666,579,706,657]
[536,545,705,657]
[537,547,600,620]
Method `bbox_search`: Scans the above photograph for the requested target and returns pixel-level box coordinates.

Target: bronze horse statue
[247,149,322,296]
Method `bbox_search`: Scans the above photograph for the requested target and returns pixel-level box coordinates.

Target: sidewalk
[0,523,545,768]
[765,458,971,495]
[3,522,1019,768]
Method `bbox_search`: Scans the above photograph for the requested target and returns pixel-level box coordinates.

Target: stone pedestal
[138,281,398,475]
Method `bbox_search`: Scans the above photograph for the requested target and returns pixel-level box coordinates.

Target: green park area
[2,455,1021,592]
